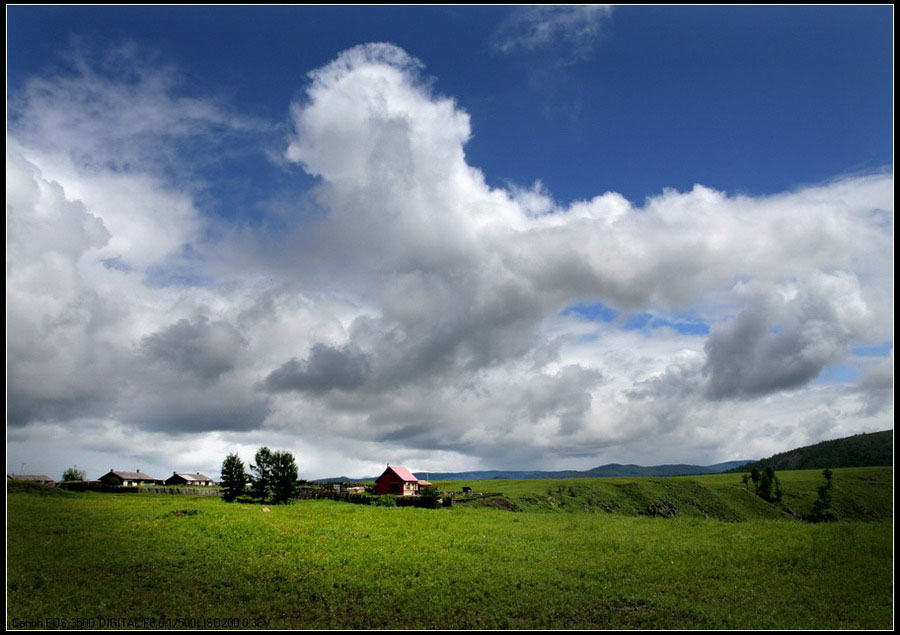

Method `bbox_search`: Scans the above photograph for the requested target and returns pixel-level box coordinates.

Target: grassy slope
[439,466,894,521]
[7,467,893,630]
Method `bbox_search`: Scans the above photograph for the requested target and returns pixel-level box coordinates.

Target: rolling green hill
[729,430,892,473]
[435,466,893,521]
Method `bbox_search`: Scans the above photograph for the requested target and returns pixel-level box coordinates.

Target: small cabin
[374,465,432,496]
[7,474,55,484]
[98,469,159,487]
[164,472,216,486]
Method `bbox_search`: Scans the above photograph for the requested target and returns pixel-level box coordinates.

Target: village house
[164,472,217,486]
[7,474,55,483]
[98,469,160,487]
[374,465,433,496]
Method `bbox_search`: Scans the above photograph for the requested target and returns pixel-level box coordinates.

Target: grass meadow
[7,467,893,629]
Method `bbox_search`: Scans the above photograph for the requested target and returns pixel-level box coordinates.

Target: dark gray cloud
[6,392,111,428]
[263,344,370,394]
[852,358,894,416]
[140,317,246,383]
[703,295,850,400]
[119,316,268,434]
[523,365,604,434]
[626,359,703,402]
[126,398,270,434]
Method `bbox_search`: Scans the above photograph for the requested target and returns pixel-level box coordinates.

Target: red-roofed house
[374,465,432,496]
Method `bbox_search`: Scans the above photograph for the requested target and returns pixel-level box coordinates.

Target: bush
[418,485,442,508]
[62,467,86,482]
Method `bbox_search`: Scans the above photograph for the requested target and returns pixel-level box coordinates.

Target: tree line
[220,448,298,504]
[730,430,892,473]
[741,466,838,522]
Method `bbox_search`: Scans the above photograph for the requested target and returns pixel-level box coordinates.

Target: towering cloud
[6,42,893,478]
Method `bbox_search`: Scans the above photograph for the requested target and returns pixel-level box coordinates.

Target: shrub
[62,467,86,482]
[418,485,442,508]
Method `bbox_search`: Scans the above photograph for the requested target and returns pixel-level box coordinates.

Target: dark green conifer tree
[220,453,248,502]
[269,451,299,504]
[250,447,274,501]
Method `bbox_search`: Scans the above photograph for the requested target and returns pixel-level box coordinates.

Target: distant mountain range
[726,430,893,473]
[312,460,753,483]
[313,429,894,483]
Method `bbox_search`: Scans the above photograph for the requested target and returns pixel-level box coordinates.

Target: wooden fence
[296,488,446,508]
[56,482,221,495]
[296,489,375,504]
[449,492,503,503]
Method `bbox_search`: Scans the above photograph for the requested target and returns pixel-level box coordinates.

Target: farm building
[98,470,160,487]
[374,465,433,496]
[164,472,217,486]
[7,474,55,483]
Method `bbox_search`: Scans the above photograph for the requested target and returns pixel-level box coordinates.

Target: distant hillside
[446,466,894,522]
[729,430,893,473]
[310,476,356,483]
[311,460,755,483]
[414,461,756,481]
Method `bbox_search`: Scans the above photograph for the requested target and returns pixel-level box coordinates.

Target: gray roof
[8,474,55,482]
[170,473,215,482]
[104,470,159,481]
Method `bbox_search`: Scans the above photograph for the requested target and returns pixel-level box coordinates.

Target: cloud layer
[7,42,893,479]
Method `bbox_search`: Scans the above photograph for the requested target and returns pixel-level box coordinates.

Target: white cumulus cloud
[6,42,893,479]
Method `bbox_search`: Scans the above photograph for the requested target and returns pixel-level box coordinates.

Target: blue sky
[6,6,893,480]
[9,5,892,205]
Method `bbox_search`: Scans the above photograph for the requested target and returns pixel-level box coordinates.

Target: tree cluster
[220,447,299,504]
[729,430,891,473]
[808,468,837,522]
[744,466,783,502]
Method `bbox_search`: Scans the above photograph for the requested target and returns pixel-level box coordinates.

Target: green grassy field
[7,467,893,629]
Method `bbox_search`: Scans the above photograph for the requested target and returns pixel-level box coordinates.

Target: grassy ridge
[7,467,893,629]
[439,466,894,521]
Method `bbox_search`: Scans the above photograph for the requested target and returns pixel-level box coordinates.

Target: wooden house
[374,465,432,496]
[164,472,216,486]
[7,474,55,483]
[98,469,159,487]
